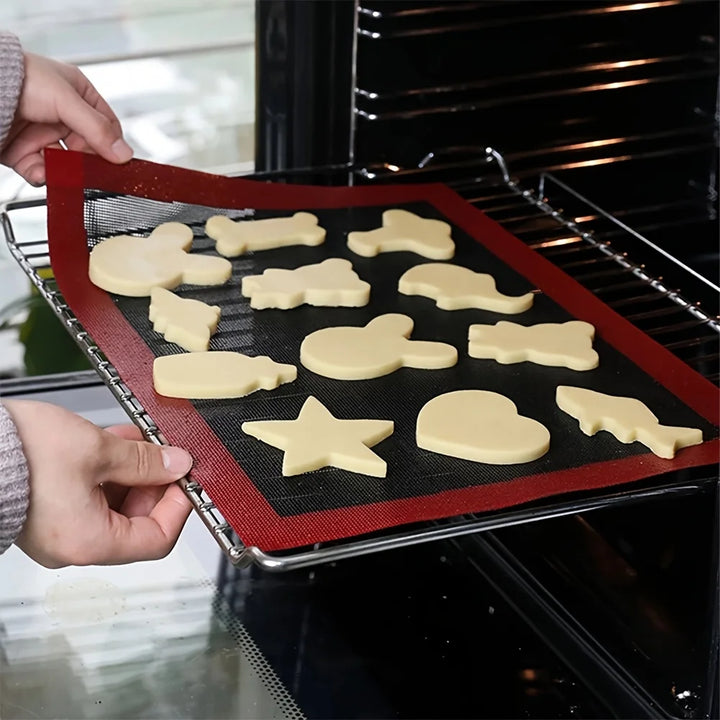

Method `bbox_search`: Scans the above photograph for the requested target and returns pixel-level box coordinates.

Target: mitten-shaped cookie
[301,313,457,380]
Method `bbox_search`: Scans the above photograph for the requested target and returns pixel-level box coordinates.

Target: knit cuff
[0,401,29,554]
[0,31,24,150]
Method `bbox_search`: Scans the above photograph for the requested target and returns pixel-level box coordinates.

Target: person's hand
[4,399,193,568]
[0,52,133,186]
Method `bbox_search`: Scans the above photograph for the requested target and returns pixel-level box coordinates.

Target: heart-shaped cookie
[416,389,550,464]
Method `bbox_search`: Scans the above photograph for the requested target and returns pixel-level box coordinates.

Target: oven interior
[257,1,720,718]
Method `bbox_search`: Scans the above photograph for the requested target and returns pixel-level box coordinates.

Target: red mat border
[46,149,719,551]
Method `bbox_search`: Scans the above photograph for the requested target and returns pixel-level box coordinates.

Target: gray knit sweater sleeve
[0,30,24,149]
[0,402,29,554]
[0,32,28,554]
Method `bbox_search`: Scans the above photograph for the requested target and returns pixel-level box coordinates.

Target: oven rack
[2,148,717,571]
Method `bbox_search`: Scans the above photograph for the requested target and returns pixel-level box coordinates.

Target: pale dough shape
[242,396,394,477]
[242,258,370,309]
[148,287,221,352]
[556,386,703,459]
[300,313,458,380]
[89,221,232,297]
[205,212,326,257]
[347,209,455,260]
[469,320,599,371]
[417,390,550,464]
[399,263,534,313]
[153,351,297,399]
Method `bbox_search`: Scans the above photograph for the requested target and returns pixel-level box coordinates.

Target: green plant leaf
[19,299,91,375]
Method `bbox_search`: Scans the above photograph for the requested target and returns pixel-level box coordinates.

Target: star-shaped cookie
[242,396,394,477]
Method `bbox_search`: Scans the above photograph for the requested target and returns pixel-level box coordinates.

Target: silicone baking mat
[45,149,719,552]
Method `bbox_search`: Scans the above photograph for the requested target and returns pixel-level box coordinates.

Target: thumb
[57,84,133,163]
[101,433,193,487]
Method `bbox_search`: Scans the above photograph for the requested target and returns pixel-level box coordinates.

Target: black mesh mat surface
[44,150,718,551]
[84,192,717,518]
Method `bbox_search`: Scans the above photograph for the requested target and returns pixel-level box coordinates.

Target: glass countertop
[0,513,303,720]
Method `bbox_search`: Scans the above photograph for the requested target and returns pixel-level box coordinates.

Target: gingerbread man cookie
[468,320,599,371]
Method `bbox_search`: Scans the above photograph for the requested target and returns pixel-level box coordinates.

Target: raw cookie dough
[149,287,221,352]
[399,263,534,313]
[417,390,550,464]
[300,313,458,380]
[89,222,232,296]
[153,351,297,399]
[469,320,599,371]
[205,212,326,257]
[347,209,455,260]
[556,386,703,459]
[242,258,370,309]
[242,396,394,477]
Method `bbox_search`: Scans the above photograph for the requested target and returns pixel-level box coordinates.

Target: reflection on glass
[0,0,255,378]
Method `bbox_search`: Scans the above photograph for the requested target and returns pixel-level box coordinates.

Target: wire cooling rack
[3,148,718,571]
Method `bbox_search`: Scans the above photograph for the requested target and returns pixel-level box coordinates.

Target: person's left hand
[1,52,133,186]
[4,399,193,568]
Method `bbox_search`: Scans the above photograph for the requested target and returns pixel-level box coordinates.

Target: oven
[251,2,719,716]
[1,1,718,719]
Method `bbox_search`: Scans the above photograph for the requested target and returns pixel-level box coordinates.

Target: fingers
[56,82,133,164]
[102,426,161,509]
[103,424,144,441]
[101,484,192,563]
[99,431,193,488]
[3,52,133,186]
[78,82,124,138]
[0,123,67,185]
[119,484,166,517]
[101,481,130,511]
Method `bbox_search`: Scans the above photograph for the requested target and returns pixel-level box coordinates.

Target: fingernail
[111,138,134,163]
[162,447,192,474]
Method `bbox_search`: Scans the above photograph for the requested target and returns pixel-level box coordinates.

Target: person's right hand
[4,399,193,568]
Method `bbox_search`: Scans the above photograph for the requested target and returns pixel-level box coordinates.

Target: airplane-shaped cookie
[347,209,455,260]
[469,320,599,371]
[205,212,326,257]
[242,258,370,309]
[153,351,297,399]
[399,263,534,313]
[301,313,458,380]
[556,386,703,459]
[89,222,232,297]
[417,390,550,464]
[149,287,221,352]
